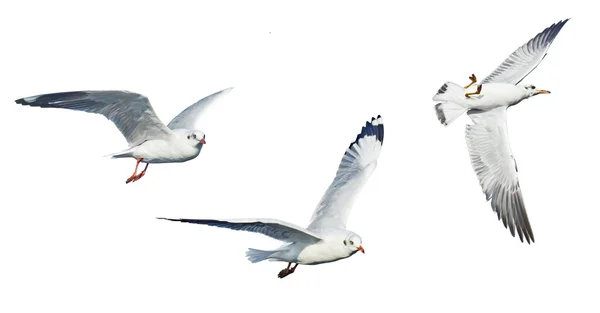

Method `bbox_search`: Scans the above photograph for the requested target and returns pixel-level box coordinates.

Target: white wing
[16,90,172,147]
[480,19,569,85]
[167,87,234,130]
[465,108,534,243]
[307,116,384,231]
[157,217,322,244]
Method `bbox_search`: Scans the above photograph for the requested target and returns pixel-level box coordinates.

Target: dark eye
[343,240,347,245]
[192,134,197,139]
[349,240,354,245]
[187,135,190,139]
[531,85,536,89]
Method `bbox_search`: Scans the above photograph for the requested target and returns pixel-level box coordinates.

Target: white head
[184,130,206,146]
[342,232,365,255]
[522,84,551,98]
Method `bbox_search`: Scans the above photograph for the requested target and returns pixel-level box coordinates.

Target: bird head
[523,84,551,98]
[185,130,206,146]
[343,232,365,255]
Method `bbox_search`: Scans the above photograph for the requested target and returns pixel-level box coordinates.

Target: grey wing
[307,116,384,231]
[465,108,534,243]
[16,90,172,147]
[167,87,234,130]
[157,217,322,244]
[481,19,569,85]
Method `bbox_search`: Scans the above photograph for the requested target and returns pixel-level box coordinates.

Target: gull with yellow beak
[432,19,569,243]
[158,116,383,278]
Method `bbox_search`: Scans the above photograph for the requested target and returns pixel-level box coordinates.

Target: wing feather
[16,90,172,147]
[307,116,384,231]
[167,87,233,130]
[465,108,534,243]
[157,217,322,243]
[481,19,569,85]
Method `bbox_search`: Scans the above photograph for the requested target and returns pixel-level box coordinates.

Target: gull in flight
[16,87,233,184]
[432,19,569,243]
[158,116,384,278]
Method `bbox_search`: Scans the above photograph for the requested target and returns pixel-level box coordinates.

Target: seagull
[158,116,384,278]
[15,87,233,184]
[432,19,569,243]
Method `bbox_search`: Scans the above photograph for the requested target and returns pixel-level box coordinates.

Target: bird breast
[296,240,351,265]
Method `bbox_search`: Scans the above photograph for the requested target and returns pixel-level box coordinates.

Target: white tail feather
[104,150,134,159]
[245,248,276,263]
[432,82,467,126]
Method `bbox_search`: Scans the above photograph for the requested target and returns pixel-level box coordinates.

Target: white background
[1,1,598,312]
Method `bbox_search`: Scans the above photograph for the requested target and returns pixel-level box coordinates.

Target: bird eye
[187,135,190,139]
[349,240,354,245]
[192,134,197,139]
[531,85,536,89]
[343,240,347,245]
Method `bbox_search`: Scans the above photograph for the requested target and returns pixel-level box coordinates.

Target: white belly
[296,241,351,265]
[133,139,201,163]
[464,83,526,110]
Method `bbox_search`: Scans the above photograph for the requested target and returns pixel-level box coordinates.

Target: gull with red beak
[432,19,569,243]
[158,116,383,278]
[16,87,233,183]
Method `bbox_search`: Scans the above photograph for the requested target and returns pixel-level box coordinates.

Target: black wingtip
[348,116,384,149]
[15,98,26,105]
[156,217,178,222]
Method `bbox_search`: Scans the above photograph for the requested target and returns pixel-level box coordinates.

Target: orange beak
[537,90,551,94]
[199,138,206,144]
[357,246,365,254]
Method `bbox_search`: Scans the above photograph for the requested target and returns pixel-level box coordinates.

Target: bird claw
[125,173,145,184]
[464,74,478,89]
[278,269,290,279]
[469,74,477,83]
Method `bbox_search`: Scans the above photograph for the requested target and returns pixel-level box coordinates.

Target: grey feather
[465,108,534,243]
[157,217,322,243]
[16,90,172,147]
[481,19,569,85]
[167,87,233,130]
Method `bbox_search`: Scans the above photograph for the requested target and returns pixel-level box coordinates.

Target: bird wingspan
[166,87,234,130]
[465,108,534,243]
[306,116,384,231]
[480,19,569,85]
[15,90,172,147]
[157,217,322,244]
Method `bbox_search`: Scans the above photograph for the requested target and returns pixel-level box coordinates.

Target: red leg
[134,163,149,181]
[277,263,298,278]
[126,158,143,184]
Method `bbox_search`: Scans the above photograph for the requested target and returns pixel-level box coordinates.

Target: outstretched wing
[167,87,234,130]
[307,116,384,231]
[481,19,569,85]
[465,107,534,243]
[16,90,172,147]
[157,217,322,244]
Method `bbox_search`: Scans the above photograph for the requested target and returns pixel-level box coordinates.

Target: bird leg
[125,158,149,184]
[277,263,299,279]
[464,74,477,89]
[465,84,482,98]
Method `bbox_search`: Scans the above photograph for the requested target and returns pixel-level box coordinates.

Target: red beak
[357,246,365,254]
[199,138,206,144]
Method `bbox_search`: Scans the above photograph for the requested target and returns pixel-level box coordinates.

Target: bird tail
[245,248,277,263]
[103,148,134,159]
[432,82,467,126]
